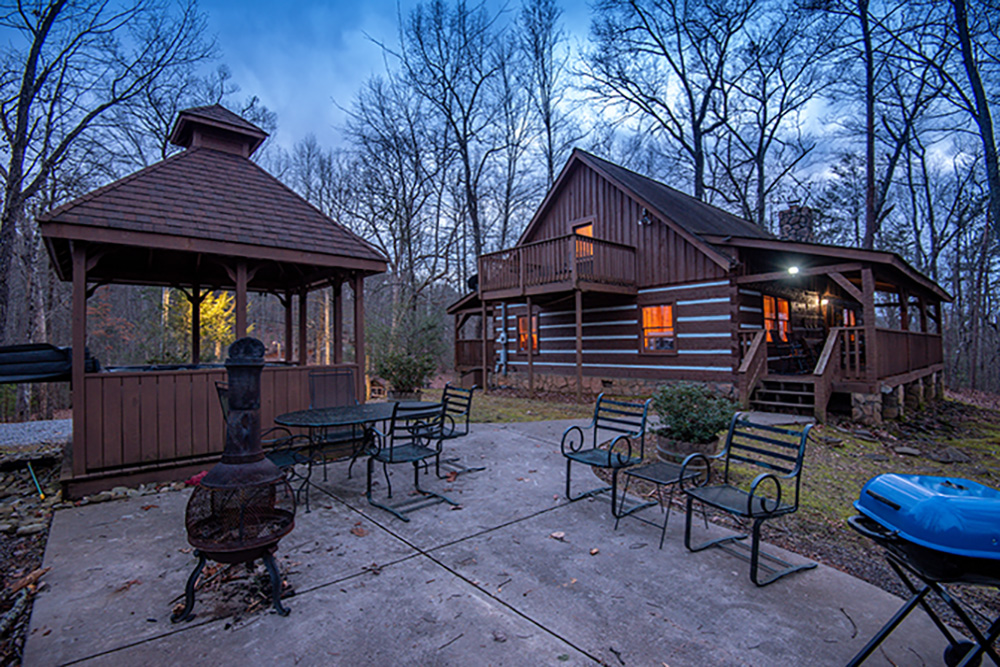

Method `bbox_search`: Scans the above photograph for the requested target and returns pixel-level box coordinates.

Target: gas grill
[847,474,1000,666]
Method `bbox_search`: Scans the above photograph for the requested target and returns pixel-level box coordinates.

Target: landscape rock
[861,453,890,462]
[894,446,922,456]
[16,523,47,536]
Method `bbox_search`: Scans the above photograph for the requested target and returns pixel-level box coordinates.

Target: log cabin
[450,149,950,424]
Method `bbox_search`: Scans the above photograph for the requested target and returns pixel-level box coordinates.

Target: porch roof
[709,235,952,302]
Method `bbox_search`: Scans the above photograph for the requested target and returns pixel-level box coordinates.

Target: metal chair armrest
[747,472,783,516]
[608,433,634,466]
[560,425,586,455]
[679,452,712,493]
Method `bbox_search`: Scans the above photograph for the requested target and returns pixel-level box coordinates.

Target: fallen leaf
[590,548,600,556]
[445,471,458,483]
[350,525,368,537]
[549,531,566,541]
[141,504,158,511]
[115,579,141,593]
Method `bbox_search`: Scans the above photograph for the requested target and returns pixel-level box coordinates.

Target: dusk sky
[199,0,593,150]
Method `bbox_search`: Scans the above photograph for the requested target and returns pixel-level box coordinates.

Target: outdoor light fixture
[788,266,800,275]
[638,208,651,226]
[821,298,829,306]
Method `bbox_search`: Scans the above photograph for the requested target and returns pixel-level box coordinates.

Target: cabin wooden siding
[521,162,727,288]
[495,280,737,382]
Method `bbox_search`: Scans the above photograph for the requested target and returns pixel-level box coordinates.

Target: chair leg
[683,495,747,553]
[748,518,817,587]
[565,459,611,503]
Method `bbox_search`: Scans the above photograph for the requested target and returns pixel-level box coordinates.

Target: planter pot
[655,433,719,463]
[388,389,422,401]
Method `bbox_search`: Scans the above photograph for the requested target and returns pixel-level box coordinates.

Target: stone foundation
[903,380,924,411]
[881,385,904,420]
[852,392,883,425]
[491,371,734,399]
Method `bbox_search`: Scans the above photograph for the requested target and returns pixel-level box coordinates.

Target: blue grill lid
[854,474,1000,560]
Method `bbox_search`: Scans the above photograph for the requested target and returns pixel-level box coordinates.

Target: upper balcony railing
[479,234,636,298]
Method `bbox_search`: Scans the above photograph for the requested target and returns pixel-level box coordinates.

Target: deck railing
[876,328,943,378]
[479,235,636,295]
[736,329,767,408]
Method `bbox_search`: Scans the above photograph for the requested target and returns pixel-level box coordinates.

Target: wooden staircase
[750,376,816,416]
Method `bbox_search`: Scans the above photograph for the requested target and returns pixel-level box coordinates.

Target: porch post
[575,290,583,400]
[353,274,366,401]
[862,267,878,384]
[526,296,534,396]
[332,279,343,364]
[481,303,489,393]
[190,281,201,364]
[298,290,308,365]
[283,291,293,363]
[899,288,909,331]
[71,243,87,476]
[917,295,928,332]
[235,260,248,339]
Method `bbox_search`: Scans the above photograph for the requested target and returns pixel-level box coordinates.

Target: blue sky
[199,0,592,150]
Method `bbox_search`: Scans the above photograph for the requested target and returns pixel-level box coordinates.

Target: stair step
[756,389,815,397]
[751,399,816,409]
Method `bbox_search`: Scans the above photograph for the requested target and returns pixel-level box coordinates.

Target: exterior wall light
[788,266,800,275]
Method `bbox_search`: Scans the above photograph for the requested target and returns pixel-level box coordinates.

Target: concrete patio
[25,419,950,666]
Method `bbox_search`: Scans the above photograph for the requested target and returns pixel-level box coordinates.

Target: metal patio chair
[561,393,651,517]
[679,412,816,586]
[366,401,458,521]
[434,383,484,478]
[308,368,364,477]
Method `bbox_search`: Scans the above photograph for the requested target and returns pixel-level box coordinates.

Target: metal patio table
[275,401,443,486]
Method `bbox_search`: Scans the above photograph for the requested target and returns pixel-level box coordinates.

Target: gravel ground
[0,420,71,448]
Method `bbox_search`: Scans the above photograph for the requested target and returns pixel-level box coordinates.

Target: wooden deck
[479,235,636,300]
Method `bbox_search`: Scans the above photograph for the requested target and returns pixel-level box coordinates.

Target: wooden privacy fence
[76,363,358,477]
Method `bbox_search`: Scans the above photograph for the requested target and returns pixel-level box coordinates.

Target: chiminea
[171,338,296,622]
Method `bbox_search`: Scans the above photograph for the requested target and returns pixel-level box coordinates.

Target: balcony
[479,234,636,300]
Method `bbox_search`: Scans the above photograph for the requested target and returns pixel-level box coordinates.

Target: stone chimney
[778,205,815,243]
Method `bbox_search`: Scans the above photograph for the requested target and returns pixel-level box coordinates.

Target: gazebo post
[353,274,365,401]
[332,278,343,364]
[235,261,248,339]
[190,281,201,364]
[71,242,87,477]
[298,290,308,365]
[283,291,293,363]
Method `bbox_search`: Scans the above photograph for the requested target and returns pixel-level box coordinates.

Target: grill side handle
[865,488,901,511]
[848,515,899,542]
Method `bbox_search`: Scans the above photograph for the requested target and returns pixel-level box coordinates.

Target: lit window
[517,314,538,353]
[641,304,675,352]
[763,295,790,342]
[575,222,593,259]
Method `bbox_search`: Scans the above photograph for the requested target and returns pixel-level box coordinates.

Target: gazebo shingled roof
[40,104,386,293]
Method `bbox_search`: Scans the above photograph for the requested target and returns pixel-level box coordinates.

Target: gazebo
[39,105,387,496]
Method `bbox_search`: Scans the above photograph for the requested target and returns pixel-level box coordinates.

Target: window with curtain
[517,314,538,352]
[641,304,675,352]
[763,295,790,342]
[574,222,593,259]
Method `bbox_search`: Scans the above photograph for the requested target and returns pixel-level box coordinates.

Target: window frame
[763,294,791,342]
[573,220,594,259]
[638,302,677,355]
[517,313,538,354]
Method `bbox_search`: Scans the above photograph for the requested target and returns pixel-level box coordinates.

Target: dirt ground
[2,392,999,665]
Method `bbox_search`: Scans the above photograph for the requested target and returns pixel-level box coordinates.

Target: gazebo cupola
[167,104,269,157]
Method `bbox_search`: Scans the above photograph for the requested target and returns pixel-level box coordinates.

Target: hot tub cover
[855,474,1000,560]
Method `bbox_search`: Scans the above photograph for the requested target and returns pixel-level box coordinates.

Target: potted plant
[650,382,737,462]
[375,351,436,400]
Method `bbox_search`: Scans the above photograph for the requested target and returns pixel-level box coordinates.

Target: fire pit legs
[170,549,291,623]
[171,551,207,623]
[262,551,290,617]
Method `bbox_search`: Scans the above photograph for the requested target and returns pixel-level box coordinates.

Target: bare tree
[519,0,574,187]
[0,0,215,343]
[586,0,757,200]
[394,0,503,260]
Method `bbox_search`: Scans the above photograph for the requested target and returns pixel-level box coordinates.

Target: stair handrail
[737,329,767,409]
[812,328,843,422]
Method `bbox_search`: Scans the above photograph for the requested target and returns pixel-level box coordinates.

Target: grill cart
[847,474,1000,666]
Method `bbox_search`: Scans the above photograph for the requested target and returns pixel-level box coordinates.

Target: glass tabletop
[275,401,442,429]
